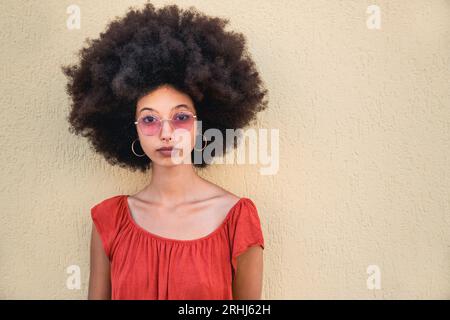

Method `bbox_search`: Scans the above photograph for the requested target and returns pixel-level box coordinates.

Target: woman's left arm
[232,245,264,299]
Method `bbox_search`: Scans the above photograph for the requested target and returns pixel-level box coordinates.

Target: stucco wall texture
[0,0,449,299]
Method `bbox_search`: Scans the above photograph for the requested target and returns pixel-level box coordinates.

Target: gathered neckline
[122,195,246,244]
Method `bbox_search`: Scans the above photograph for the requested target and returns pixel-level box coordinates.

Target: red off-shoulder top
[90,195,265,300]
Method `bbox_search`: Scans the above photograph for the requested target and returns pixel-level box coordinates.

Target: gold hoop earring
[131,138,146,157]
[193,134,208,151]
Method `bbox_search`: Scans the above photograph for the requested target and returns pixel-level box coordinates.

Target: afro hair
[61,2,268,173]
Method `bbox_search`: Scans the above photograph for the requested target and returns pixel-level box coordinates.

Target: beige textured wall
[0,0,449,299]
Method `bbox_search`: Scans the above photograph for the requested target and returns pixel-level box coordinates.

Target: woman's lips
[157,147,179,156]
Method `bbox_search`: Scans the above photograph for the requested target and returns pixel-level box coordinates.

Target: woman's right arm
[87,223,111,299]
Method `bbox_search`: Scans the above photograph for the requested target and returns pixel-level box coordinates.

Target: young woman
[62,2,268,300]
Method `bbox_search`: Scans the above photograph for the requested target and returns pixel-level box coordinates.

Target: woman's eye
[143,116,157,123]
[175,113,190,121]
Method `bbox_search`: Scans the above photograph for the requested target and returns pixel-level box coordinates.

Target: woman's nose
[159,119,173,140]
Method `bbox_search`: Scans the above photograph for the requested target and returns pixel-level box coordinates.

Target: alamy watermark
[169,121,279,175]
[66,264,81,290]
[366,264,381,290]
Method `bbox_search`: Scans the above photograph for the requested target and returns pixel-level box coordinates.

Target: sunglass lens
[172,113,195,129]
[141,117,161,135]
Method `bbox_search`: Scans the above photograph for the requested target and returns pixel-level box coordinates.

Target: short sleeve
[90,195,124,260]
[229,198,265,282]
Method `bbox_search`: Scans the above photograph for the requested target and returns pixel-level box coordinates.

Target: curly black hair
[61,2,268,173]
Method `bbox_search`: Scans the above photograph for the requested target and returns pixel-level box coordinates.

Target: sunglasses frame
[134,112,198,136]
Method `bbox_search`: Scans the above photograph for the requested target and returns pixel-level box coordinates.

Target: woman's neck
[144,163,202,203]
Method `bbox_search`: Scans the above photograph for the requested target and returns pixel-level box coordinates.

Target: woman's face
[135,85,198,166]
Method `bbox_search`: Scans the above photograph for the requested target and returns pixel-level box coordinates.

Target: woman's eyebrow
[138,104,190,114]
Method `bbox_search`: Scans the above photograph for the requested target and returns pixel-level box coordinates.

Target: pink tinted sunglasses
[134,112,197,136]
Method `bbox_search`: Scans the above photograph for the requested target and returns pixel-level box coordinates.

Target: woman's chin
[152,149,192,165]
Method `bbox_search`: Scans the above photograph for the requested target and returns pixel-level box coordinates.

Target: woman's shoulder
[231,196,259,218]
[90,194,128,224]
[90,194,128,260]
[217,193,260,229]
[91,194,125,209]
[204,181,258,213]
[202,181,241,204]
